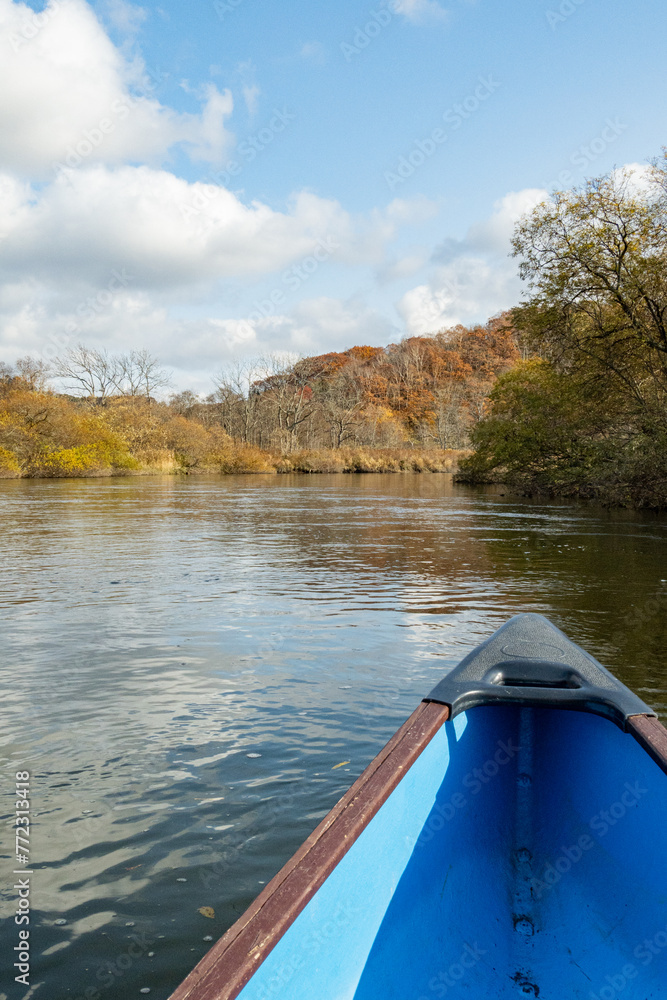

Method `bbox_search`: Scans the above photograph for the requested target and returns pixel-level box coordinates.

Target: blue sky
[1,0,665,391]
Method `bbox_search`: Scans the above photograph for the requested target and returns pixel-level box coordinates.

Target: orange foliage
[251,313,520,443]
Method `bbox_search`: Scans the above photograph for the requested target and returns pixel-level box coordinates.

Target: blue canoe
[169,613,667,1000]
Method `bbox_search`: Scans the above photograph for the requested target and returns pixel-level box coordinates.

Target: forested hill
[212,313,519,452]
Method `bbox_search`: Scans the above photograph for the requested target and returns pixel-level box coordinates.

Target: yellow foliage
[0,445,20,477]
[32,441,139,478]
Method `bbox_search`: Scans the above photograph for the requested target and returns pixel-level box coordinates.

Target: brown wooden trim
[167,700,450,1000]
[627,713,667,776]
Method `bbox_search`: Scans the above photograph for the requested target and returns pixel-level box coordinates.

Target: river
[1,474,666,999]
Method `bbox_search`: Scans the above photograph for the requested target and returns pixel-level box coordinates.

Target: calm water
[1,474,666,999]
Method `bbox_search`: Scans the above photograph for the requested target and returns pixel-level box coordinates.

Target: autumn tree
[461,155,667,507]
[169,390,202,418]
[511,164,667,416]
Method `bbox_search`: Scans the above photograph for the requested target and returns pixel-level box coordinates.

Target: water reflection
[0,474,666,999]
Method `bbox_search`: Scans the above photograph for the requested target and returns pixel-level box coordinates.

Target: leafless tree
[15,356,52,391]
[211,360,265,442]
[254,354,314,452]
[315,372,363,448]
[430,383,468,449]
[53,345,119,399]
[115,349,171,400]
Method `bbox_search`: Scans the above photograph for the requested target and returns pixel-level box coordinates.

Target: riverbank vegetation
[1,325,508,477]
[458,151,667,508]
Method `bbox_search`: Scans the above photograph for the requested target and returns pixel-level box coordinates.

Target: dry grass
[275,447,465,474]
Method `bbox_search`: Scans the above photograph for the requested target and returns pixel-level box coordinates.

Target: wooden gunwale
[167,699,450,1000]
[627,713,667,775]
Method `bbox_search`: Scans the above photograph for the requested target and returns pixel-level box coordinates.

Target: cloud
[398,188,547,334]
[0,166,363,288]
[0,170,549,381]
[384,196,440,226]
[300,41,326,65]
[0,284,396,394]
[281,296,396,353]
[391,0,449,24]
[100,0,148,37]
[0,0,584,388]
[242,84,260,116]
[181,84,235,164]
[377,253,428,284]
[234,59,261,115]
[611,162,655,198]
[0,156,411,384]
[0,0,234,177]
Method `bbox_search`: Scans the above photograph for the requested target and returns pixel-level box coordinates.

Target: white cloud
[398,257,516,334]
[391,0,449,24]
[181,84,234,165]
[384,196,440,226]
[0,0,591,386]
[284,296,396,353]
[0,173,548,380]
[611,163,655,198]
[0,0,234,177]
[398,188,547,334]
[100,0,147,37]
[0,166,359,287]
[0,286,396,393]
[155,297,393,390]
[464,188,547,253]
[0,156,410,384]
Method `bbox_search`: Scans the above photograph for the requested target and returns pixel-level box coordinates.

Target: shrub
[0,446,20,477]
[217,445,277,473]
[30,441,139,477]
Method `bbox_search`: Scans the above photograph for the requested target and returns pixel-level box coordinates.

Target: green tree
[511,161,667,417]
[459,358,621,491]
[460,154,667,507]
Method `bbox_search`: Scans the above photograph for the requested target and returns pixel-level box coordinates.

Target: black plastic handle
[425,614,654,730]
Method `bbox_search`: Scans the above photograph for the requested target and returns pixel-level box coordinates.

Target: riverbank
[454,469,667,511]
[0,381,467,480]
[276,447,462,474]
[0,444,464,479]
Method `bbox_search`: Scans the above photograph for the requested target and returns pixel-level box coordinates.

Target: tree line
[2,316,520,457]
[2,323,514,477]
